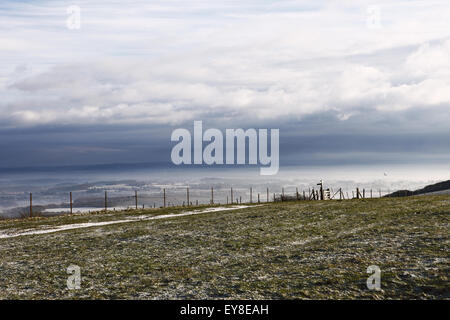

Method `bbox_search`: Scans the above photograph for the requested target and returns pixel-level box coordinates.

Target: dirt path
[0,205,256,239]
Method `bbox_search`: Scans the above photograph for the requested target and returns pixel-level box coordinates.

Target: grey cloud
[0,0,450,171]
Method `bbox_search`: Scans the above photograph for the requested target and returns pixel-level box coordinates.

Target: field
[0,196,449,299]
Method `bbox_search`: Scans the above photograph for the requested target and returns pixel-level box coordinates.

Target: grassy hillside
[0,196,449,299]
[386,179,450,197]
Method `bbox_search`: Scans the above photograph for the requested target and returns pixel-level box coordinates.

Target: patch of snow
[0,205,257,239]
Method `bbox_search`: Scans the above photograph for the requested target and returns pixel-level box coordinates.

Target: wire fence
[9,185,409,219]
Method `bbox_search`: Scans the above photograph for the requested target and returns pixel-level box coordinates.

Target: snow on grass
[0,205,256,239]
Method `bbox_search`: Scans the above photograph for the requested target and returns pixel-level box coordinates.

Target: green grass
[0,196,449,299]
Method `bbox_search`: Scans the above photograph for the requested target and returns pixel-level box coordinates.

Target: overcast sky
[1,0,450,173]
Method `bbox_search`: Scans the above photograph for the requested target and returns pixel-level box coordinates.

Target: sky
[1,0,450,179]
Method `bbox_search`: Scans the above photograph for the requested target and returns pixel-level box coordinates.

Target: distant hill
[385,180,450,197]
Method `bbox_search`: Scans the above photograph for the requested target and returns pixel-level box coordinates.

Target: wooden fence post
[70,192,73,214]
[104,191,107,212]
[135,190,138,209]
[211,187,214,204]
[317,180,323,200]
[163,188,166,208]
[187,187,190,207]
[267,187,269,203]
[258,193,260,203]
[250,187,252,203]
[30,193,33,218]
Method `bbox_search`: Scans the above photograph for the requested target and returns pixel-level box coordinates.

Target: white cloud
[1,0,450,127]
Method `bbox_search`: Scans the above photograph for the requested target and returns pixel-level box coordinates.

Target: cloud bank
[0,0,449,170]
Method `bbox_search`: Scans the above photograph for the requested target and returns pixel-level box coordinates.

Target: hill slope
[385,180,450,197]
[0,196,449,299]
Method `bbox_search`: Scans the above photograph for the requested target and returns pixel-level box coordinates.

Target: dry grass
[0,196,449,299]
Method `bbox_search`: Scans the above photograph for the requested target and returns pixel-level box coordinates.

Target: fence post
[318,181,324,200]
[187,187,190,207]
[258,193,260,203]
[135,190,138,209]
[231,188,233,204]
[296,187,299,200]
[267,187,269,203]
[250,187,252,203]
[211,187,214,204]
[163,188,166,208]
[30,193,33,218]
[105,191,107,212]
[70,192,73,214]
